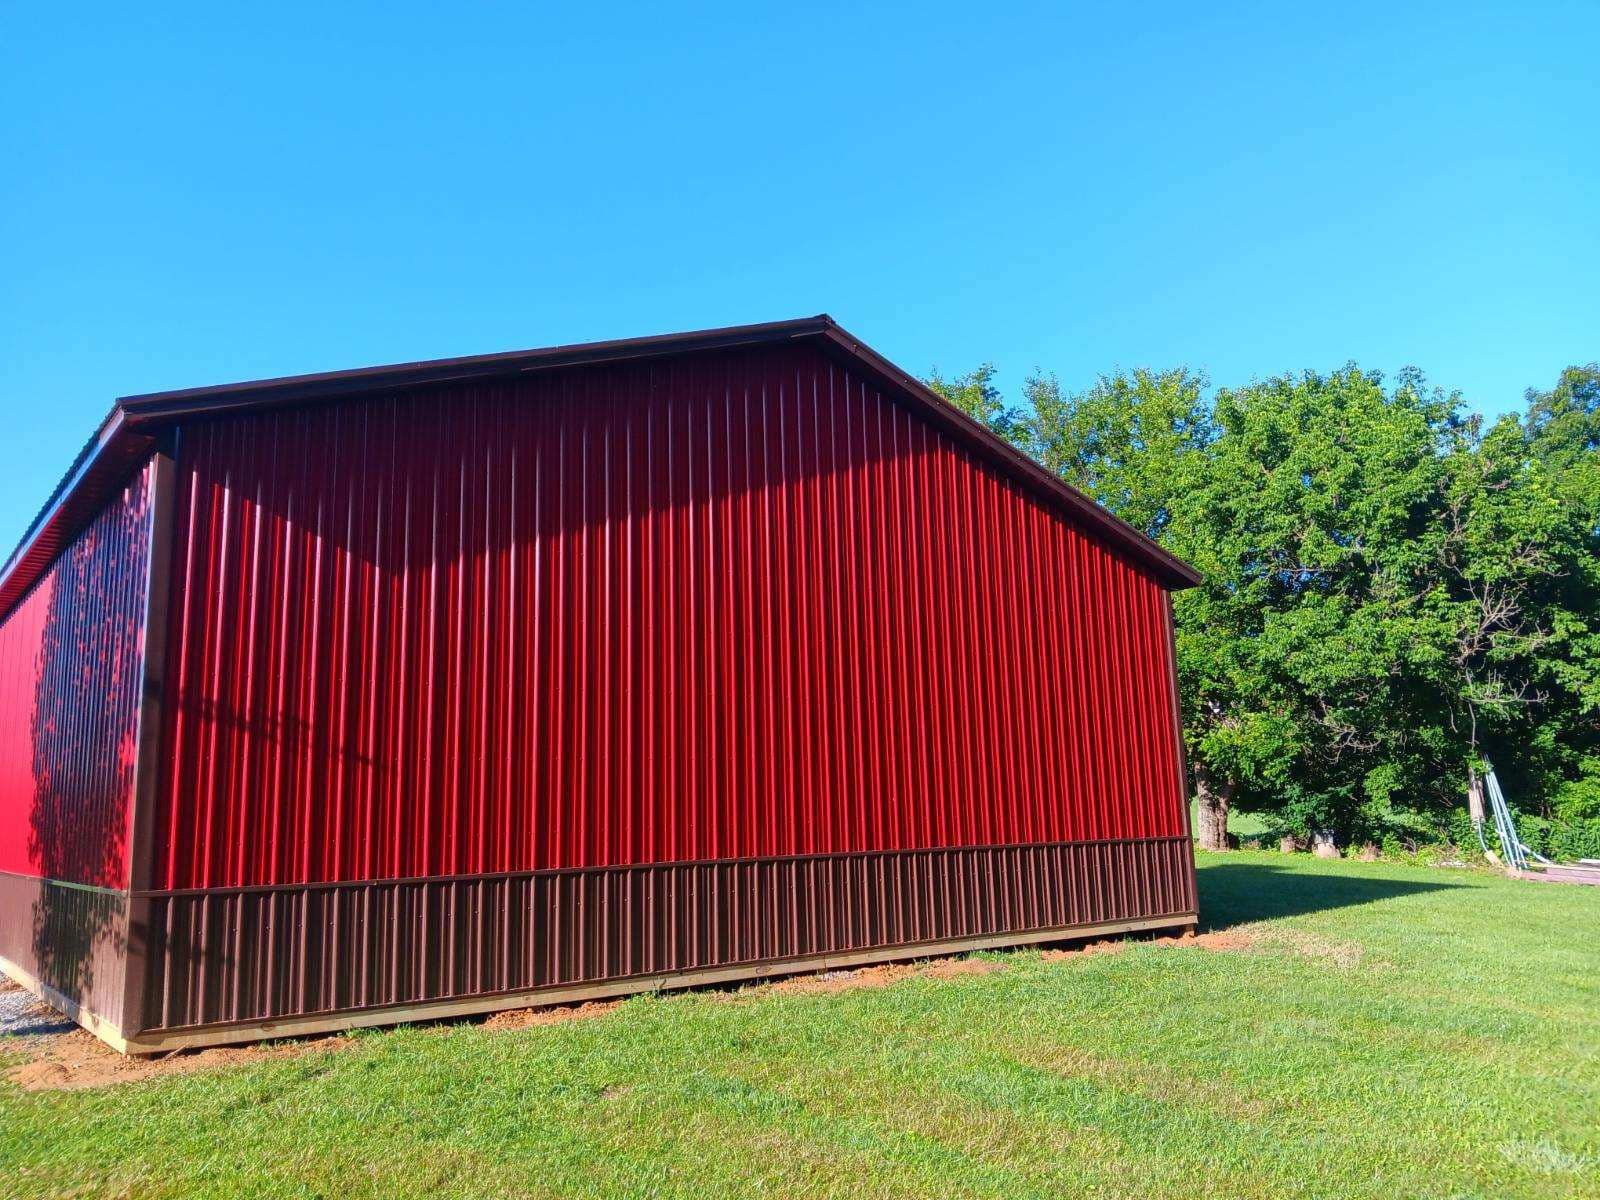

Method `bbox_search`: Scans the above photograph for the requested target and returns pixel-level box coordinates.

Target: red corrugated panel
[0,461,154,887]
[154,344,1186,891]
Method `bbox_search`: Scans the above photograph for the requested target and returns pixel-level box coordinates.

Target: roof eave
[0,314,1201,621]
[810,323,1203,590]
[116,314,840,427]
[0,410,160,619]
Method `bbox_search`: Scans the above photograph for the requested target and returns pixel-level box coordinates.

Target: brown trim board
[136,839,1197,1040]
[121,912,1196,1055]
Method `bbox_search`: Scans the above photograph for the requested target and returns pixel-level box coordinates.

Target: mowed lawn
[2,853,1597,1199]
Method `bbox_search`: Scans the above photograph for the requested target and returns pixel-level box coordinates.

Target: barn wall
[140,342,1194,1035]
[0,461,155,1028]
[141,840,1194,1032]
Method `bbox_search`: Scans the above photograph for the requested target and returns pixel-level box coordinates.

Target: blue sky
[2,2,1596,550]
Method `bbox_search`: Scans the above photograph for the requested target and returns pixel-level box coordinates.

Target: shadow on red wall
[22,471,149,1015]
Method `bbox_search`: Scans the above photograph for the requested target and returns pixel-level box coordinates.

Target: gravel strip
[0,988,76,1037]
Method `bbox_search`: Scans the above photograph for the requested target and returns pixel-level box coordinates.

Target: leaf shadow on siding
[27,488,147,1014]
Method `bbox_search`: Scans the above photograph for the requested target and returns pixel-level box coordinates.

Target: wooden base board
[0,953,130,1054]
[111,912,1195,1055]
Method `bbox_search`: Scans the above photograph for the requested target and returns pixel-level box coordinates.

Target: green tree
[925,364,1029,448]
[1525,364,1600,516]
[928,357,1600,854]
[1163,367,1467,847]
[1482,366,1600,822]
[1021,368,1212,538]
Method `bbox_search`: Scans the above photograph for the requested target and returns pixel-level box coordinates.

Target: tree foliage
[932,357,1600,845]
[925,364,1029,447]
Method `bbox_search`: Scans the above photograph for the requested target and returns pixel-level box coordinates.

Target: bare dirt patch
[1177,924,1363,966]
[920,957,1004,981]
[482,1000,622,1031]
[1187,929,1261,952]
[1039,928,1218,960]
[4,1027,355,1093]
[1266,928,1364,967]
[765,955,1004,996]
[1039,938,1131,961]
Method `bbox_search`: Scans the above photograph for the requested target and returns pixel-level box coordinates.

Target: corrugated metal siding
[154,344,1186,892]
[0,873,128,1027]
[0,422,158,630]
[142,839,1193,1031]
[0,460,154,887]
[0,461,152,1032]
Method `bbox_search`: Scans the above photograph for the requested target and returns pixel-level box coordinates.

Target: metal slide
[1470,763,1553,871]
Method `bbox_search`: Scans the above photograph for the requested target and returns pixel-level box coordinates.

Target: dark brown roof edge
[813,321,1202,590]
[0,317,836,616]
[0,315,1199,619]
[116,315,839,423]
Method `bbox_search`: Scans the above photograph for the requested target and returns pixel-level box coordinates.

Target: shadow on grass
[1196,860,1463,932]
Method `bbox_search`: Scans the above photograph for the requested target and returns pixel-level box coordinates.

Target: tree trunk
[1194,767,1231,851]
[1466,769,1485,828]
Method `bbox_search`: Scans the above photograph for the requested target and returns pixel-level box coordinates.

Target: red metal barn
[0,316,1200,1052]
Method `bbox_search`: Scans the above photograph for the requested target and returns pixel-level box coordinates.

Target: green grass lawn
[1188,801,1270,838]
[3,852,1597,1199]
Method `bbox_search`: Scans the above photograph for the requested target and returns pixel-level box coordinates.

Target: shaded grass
[2,852,1597,1198]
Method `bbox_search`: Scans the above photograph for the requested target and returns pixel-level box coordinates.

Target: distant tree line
[927,360,1600,854]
